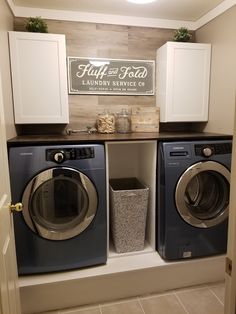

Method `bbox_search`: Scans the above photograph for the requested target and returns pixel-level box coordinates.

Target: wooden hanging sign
[67,57,155,96]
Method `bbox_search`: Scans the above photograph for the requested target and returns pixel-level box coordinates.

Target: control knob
[202,147,213,157]
[53,151,65,163]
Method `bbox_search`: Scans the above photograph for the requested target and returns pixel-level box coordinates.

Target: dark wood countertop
[7,131,232,146]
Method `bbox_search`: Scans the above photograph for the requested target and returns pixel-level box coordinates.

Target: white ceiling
[13,0,226,22]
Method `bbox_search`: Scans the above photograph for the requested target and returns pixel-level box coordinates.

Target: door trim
[22,167,98,240]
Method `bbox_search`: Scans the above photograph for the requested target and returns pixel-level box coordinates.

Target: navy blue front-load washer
[157,140,232,260]
[9,144,107,275]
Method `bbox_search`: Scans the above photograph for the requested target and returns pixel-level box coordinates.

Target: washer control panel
[46,147,95,163]
[195,143,232,157]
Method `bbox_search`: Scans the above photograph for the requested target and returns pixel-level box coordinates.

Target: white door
[225,98,236,314]
[0,72,21,313]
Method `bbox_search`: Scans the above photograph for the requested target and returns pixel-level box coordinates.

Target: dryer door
[175,161,230,228]
[21,167,98,240]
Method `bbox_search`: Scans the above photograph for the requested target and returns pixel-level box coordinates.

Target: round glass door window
[22,167,98,240]
[175,161,230,228]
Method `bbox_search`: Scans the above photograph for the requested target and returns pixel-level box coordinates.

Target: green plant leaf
[173,27,192,42]
[25,17,48,33]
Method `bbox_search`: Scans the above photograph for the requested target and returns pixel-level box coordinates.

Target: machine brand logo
[20,152,33,156]
[173,146,185,150]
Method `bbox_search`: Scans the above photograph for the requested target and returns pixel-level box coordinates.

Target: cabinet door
[9,32,69,124]
[157,42,211,122]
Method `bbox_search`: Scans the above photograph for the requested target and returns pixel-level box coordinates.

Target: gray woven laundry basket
[109,177,149,253]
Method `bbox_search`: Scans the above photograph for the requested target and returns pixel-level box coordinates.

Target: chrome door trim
[175,161,230,228]
[22,167,98,240]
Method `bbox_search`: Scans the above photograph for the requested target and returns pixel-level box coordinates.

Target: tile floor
[40,282,225,314]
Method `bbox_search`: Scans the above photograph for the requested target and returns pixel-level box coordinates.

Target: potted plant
[25,16,48,33]
[173,27,192,42]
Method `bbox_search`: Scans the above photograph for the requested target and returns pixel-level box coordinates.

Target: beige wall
[196,6,236,135]
[0,0,16,139]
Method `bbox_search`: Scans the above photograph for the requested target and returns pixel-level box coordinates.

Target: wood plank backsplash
[14,18,195,134]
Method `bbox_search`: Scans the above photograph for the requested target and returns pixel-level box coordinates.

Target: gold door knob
[9,202,23,212]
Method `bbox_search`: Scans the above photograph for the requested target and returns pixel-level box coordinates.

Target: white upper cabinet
[156,42,211,122]
[9,31,69,124]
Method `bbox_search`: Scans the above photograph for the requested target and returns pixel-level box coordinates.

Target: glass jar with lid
[115,109,131,133]
[97,111,115,134]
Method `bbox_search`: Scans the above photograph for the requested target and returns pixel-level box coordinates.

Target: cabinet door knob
[9,202,23,212]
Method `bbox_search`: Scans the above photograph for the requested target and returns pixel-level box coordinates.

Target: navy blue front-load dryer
[9,144,107,275]
[157,140,232,260]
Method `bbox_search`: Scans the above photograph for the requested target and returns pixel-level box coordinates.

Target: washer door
[22,167,98,240]
[175,161,230,228]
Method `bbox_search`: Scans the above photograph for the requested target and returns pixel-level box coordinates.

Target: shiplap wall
[14,18,195,133]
